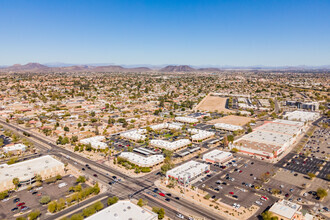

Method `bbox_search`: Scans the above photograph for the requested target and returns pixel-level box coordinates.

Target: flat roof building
[0,155,65,191]
[2,143,27,154]
[150,139,191,151]
[284,110,320,122]
[120,129,147,142]
[166,160,209,185]
[203,150,233,164]
[230,119,306,159]
[269,199,314,220]
[149,123,182,131]
[175,116,199,124]
[214,123,243,131]
[188,129,215,142]
[80,136,107,149]
[85,200,158,220]
[119,152,164,167]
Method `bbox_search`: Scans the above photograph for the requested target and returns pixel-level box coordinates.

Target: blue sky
[0,0,329,66]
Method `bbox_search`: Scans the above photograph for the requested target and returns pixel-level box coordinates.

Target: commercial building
[166,160,210,184]
[188,129,215,142]
[120,129,147,142]
[214,123,243,132]
[0,155,65,191]
[150,139,191,151]
[269,199,314,220]
[119,152,164,167]
[203,150,233,164]
[286,101,319,111]
[284,110,320,122]
[230,119,306,159]
[149,123,181,131]
[85,200,158,220]
[2,143,27,154]
[80,136,107,149]
[175,116,199,124]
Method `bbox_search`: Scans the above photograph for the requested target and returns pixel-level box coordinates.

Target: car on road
[166,193,172,197]
[165,198,170,202]
[175,197,180,200]
[176,213,184,219]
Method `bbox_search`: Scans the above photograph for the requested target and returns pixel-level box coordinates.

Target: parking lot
[192,155,278,210]
[0,175,82,219]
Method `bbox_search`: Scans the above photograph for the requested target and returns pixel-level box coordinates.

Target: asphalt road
[0,119,227,220]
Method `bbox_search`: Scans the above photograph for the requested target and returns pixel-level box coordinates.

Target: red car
[229,192,234,195]
[261,196,268,201]
[17,202,25,207]
[159,193,165,197]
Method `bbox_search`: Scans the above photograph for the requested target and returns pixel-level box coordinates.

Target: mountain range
[0,63,329,73]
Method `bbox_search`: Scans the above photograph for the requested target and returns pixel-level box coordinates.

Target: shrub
[107,196,119,206]
[39,196,51,204]
[28,209,41,220]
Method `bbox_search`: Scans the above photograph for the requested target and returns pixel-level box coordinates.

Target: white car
[255,201,263,205]
[176,213,184,219]
[2,198,9,202]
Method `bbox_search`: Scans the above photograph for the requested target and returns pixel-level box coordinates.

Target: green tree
[70,213,84,220]
[28,209,41,220]
[107,196,119,206]
[16,217,27,220]
[137,198,144,207]
[307,172,316,179]
[12,177,20,189]
[64,126,69,132]
[261,210,278,220]
[39,196,51,204]
[48,201,57,213]
[74,145,79,151]
[316,188,328,199]
[231,148,239,153]
[76,176,86,183]
[0,190,8,200]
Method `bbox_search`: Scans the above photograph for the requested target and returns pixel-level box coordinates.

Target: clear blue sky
[1,0,329,66]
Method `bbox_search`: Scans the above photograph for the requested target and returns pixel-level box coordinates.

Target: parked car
[176,213,184,219]
[159,193,165,197]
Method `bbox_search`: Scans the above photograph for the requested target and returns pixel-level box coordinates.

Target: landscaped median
[155,179,260,220]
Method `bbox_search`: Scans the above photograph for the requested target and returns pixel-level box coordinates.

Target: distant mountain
[197,67,221,72]
[0,63,151,73]
[159,65,196,72]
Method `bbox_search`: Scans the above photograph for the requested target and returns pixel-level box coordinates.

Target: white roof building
[149,123,182,131]
[3,144,27,153]
[120,129,146,141]
[214,123,243,131]
[119,152,164,167]
[150,139,191,151]
[80,136,108,149]
[188,129,215,141]
[175,116,199,124]
[0,155,65,191]
[85,200,158,220]
[284,110,320,122]
[230,119,306,159]
[166,160,209,184]
[203,150,233,164]
[269,199,314,220]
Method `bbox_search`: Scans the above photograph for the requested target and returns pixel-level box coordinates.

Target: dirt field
[195,94,233,113]
[208,115,252,126]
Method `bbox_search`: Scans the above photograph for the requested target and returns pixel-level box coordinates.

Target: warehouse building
[80,136,107,149]
[175,116,199,124]
[149,123,182,131]
[86,200,158,220]
[166,160,210,185]
[203,150,233,165]
[214,123,243,132]
[0,155,65,191]
[230,119,306,159]
[150,139,191,151]
[284,110,320,122]
[119,152,164,167]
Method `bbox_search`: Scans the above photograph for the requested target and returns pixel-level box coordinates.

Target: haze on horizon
[1,0,330,66]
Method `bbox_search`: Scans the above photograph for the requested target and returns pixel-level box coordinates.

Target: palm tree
[12,178,20,189]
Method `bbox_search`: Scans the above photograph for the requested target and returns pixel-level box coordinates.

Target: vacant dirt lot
[195,94,233,113]
[208,115,252,126]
